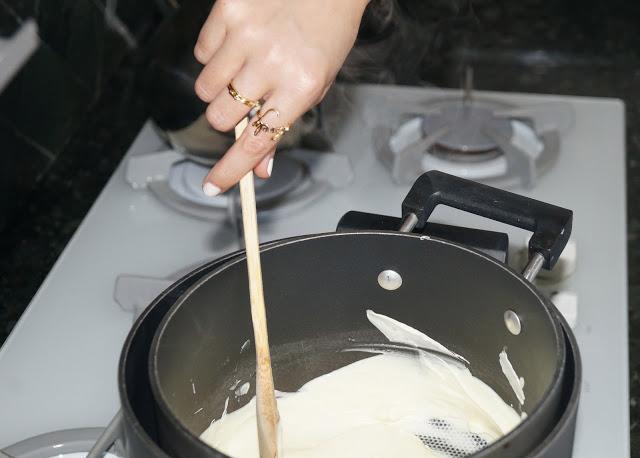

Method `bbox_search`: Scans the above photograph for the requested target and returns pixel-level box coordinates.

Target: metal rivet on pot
[504,310,522,335]
[378,270,402,291]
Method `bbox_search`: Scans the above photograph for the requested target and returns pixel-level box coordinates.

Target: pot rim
[149,231,569,457]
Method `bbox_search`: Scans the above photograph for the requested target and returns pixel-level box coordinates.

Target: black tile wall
[0,0,19,35]
[4,0,130,97]
[37,0,112,96]
[0,43,92,156]
[0,0,161,233]
[0,120,53,232]
[114,0,165,43]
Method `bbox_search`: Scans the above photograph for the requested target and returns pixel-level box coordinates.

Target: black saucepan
[117,246,580,458]
[138,171,579,458]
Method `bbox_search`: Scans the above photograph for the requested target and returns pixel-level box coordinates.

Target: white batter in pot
[200,311,524,458]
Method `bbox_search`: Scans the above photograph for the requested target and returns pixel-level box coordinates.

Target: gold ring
[251,108,290,141]
[227,82,261,109]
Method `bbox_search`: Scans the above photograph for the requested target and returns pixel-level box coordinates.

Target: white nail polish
[267,157,274,177]
[202,182,221,197]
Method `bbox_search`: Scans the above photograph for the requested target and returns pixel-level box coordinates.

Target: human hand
[194,0,369,196]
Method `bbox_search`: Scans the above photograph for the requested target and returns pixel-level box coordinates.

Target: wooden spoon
[236,117,280,457]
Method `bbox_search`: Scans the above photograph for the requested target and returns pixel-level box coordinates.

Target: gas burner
[422,100,513,160]
[168,156,306,209]
[375,95,574,188]
[126,148,353,223]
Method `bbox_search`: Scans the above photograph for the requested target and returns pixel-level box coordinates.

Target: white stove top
[0,84,629,457]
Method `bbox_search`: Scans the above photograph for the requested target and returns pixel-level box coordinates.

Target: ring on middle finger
[227,82,262,109]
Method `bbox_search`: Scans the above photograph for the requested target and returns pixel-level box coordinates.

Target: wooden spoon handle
[236,117,280,458]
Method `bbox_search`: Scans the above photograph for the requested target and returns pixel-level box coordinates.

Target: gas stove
[0,83,628,457]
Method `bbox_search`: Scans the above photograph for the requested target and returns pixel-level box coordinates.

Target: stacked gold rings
[227,82,290,141]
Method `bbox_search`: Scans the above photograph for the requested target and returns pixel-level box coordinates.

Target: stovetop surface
[0,85,628,457]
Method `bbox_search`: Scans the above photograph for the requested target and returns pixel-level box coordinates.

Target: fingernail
[202,182,221,197]
[267,157,274,177]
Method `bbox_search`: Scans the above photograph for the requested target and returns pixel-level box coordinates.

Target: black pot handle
[402,171,572,271]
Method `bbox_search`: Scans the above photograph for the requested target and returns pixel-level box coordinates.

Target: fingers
[194,40,245,103]
[194,3,226,64]
[202,93,311,194]
[255,150,276,179]
[205,65,271,132]
[202,119,278,193]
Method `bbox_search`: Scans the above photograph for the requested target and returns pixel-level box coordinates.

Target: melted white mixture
[499,349,525,406]
[365,310,469,365]
[200,311,524,458]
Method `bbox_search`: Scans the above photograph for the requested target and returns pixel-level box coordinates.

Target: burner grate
[375,96,571,188]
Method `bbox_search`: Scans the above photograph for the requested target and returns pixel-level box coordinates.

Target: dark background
[0,0,638,453]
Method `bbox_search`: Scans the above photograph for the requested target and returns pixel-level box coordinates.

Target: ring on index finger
[251,108,290,141]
